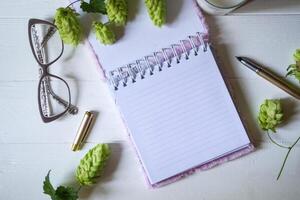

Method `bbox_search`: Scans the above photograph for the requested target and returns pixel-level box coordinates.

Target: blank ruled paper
[115,48,250,184]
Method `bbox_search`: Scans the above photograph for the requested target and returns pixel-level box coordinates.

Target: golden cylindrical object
[71,111,95,151]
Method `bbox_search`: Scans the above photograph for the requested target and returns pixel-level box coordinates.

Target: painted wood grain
[1,0,300,199]
[206,15,300,79]
[0,143,299,200]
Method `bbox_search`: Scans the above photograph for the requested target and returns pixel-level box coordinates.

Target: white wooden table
[1,0,300,199]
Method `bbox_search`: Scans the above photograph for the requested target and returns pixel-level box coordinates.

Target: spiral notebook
[75,0,253,187]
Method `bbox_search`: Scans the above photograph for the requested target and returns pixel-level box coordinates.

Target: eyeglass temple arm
[41,26,56,48]
[39,70,78,115]
[44,77,78,115]
[39,69,51,116]
[36,27,78,115]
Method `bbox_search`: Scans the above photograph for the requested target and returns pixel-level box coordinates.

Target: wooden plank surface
[1,0,300,199]
[1,143,299,200]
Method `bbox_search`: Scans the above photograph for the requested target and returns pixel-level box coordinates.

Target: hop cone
[257,99,283,132]
[144,0,166,27]
[106,0,128,26]
[54,7,82,46]
[93,22,116,45]
[76,144,111,186]
[293,49,300,63]
[286,49,300,82]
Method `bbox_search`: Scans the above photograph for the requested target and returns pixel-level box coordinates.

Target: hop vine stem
[67,0,81,8]
[77,185,82,193]
[267,132,290,149]
[267,131,300,180]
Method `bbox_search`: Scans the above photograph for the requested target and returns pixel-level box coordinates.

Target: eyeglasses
[28,18,78,123]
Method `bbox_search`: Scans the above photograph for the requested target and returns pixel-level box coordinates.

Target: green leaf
[80,0,107,14]
[55,186,78,200]
[286,70,294,77]
[286,64,293,71]
[43,171,56,200]
[43,171,79,200]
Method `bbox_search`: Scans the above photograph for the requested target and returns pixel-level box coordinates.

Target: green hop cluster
[93,21,116,45]
[106,0,128,26]
[144,0,166,27]
[286,49,300,82]
[257,99,283,132]
[76,144,111,186]
[54,7,82,46]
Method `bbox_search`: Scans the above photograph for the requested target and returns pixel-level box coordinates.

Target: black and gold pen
[236,56,300,100]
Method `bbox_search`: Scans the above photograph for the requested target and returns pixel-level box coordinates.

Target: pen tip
[235,56,242,62]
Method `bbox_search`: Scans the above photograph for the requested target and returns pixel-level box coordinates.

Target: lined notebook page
[115,48,250,184]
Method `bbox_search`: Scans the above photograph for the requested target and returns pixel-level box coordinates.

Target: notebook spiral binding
[108,32,208,90]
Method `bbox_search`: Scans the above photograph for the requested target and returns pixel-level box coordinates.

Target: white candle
[205,0,246,8]
[197,0,247,15]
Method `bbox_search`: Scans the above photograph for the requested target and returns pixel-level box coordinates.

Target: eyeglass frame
[28,18,73,123]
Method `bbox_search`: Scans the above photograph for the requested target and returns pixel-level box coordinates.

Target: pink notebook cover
[73,0,254,188]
